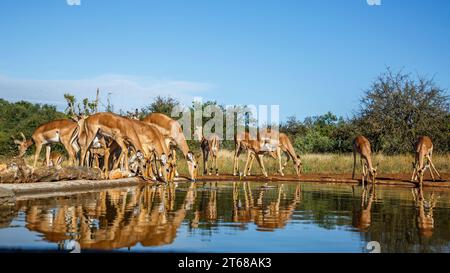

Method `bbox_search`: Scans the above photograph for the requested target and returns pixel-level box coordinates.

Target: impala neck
[365,155,374,172]
[194,127,203,142]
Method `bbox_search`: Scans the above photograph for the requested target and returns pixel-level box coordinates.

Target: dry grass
[181,150,449,176]
[2,150,448,176]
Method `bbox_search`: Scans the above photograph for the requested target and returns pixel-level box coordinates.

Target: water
[0,181,449,253]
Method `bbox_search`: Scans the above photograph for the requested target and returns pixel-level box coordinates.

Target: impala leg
[112,150,122,170]
[124,150,129,172]
[362,161,367,187]
[81,131,96,168]
[33,143,43,170]
[244,153,256,176]
[202,148,208,175]
[103,147,110,179]
[277,147,284,176]
[247,153,255,176]
[282,152,289,172]
[255,154,268,178]
[61,139,76,166]
[411,164,417,182]
[45,145,51,167]
[71,141,80,166]
[205,151,210,176]
[427,162,435,182]
[114,138,128,175]
[243,151,252,177]
[120,153,126,170]
[147,162,156,180]
[361,187,367,207]
[147,155,157,180]
[214,154,219,176]
[87,150,93,167]
[419,172,424,188]
[352,150,357,180]
[172,149,179,177]
[427,155,441,180]
[209,155,213,176]
[233,145,240,176]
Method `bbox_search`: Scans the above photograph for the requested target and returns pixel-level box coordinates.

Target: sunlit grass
[178,150,449,176]
[2,151,448,176]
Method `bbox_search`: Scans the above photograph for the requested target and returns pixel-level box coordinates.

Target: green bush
[0,99,66,156]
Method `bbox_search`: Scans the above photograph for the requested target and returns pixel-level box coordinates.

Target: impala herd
[11,111,442,186]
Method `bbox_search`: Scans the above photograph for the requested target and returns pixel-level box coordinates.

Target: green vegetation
[0,99,66,157]
[282,69,449,154]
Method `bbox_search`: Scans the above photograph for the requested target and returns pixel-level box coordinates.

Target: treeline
[284,69,449,154]
[0,100,66,156]
[0,68,448,156]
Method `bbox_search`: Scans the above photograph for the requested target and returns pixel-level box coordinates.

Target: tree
[64,93,76,116]
[281,116,306,137]
[355,68,449,154]
[64,91,100,116]
[140,96,180,117]
[105,92,114,113]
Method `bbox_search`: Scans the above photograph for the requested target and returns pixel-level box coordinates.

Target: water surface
[0,181,449,253]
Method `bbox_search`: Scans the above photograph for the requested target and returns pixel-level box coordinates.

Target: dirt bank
[0,177,140,197]
[0,172,448,200]
[193,172,450,189]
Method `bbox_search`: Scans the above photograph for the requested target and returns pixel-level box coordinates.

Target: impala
[194,126,220,176]
[12,119,79,169]
[78,112,148,177]
[246,130,302,177]
[353,184,376,231]
[352,135,377,186]
[234,129,302,177]
[129,119,173,181]
[47,152,64,169]
[411,136,441,184]
[232,131,256,176]
[412,187,437,238]
[142,113,197,180]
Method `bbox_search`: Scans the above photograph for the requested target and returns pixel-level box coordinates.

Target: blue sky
[0,0,449,121]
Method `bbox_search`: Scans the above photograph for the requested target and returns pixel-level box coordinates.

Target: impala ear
[12,139,22,145]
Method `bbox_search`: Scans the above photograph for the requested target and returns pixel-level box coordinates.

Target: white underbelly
[92,136,102,148]
[43,133,61,144]
[261,142,277,152]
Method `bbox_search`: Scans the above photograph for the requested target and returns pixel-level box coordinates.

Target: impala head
[70,113,88,122]
[167,161,177,182]
[135,149,158,180]
[186,151,197,181]
[418,164,430,181]
[370,163,379,181]
[12,132,30,157]
[159,153,172,182]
